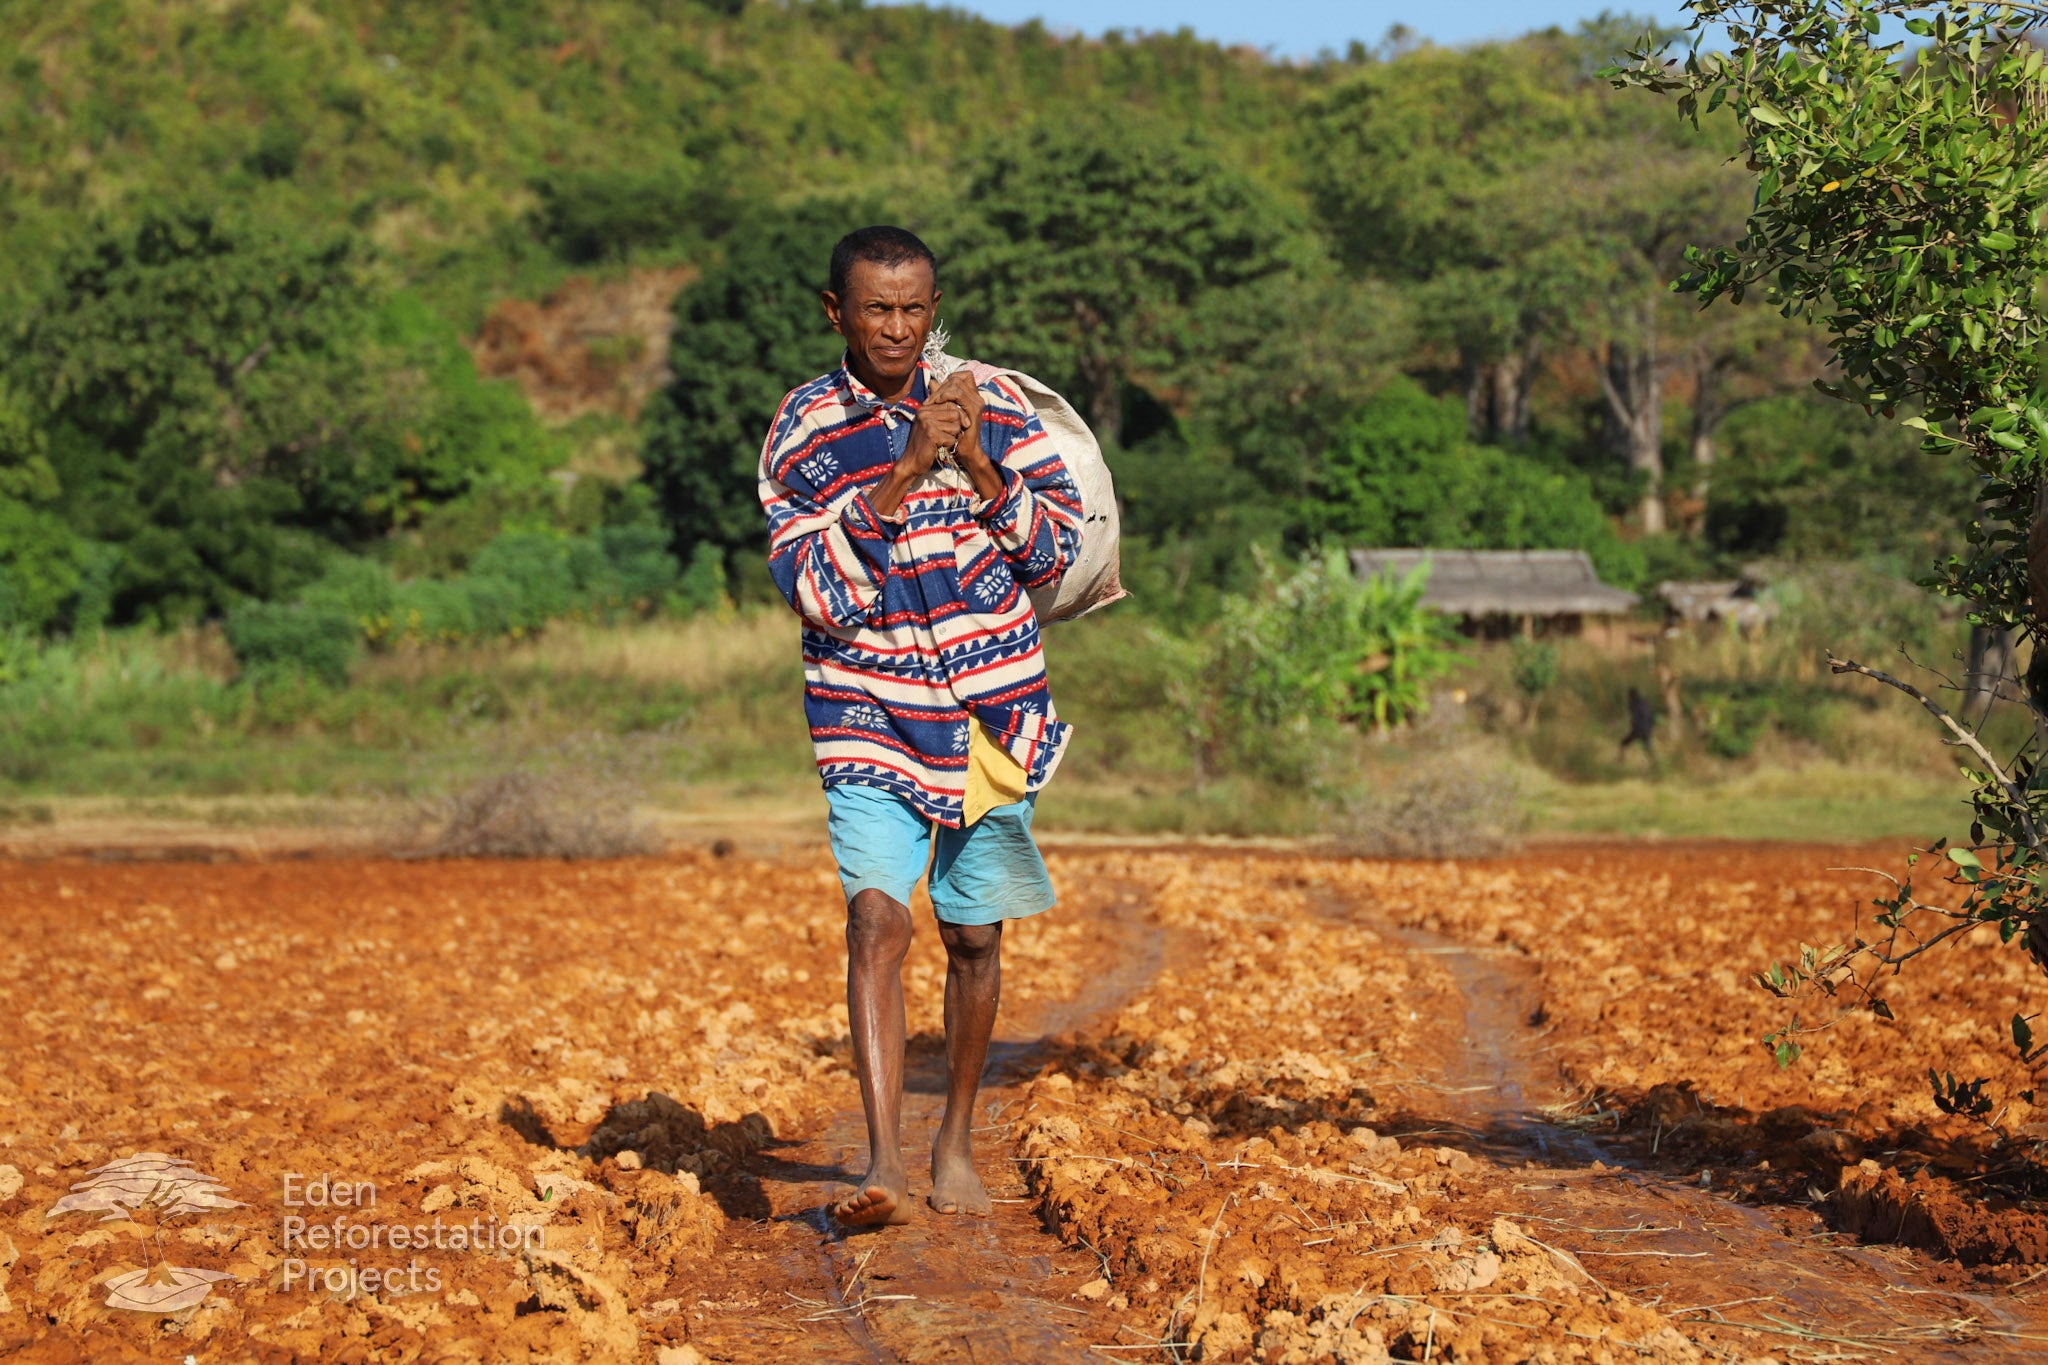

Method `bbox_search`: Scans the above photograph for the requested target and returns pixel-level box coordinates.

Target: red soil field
[3,841,2047,1362]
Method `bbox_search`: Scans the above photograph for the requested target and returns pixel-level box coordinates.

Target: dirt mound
[470,266,694,426]
[999,852,1734,1361]
[1832,1164,2048,1265]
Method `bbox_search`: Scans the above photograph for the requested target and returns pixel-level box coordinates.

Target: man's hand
[928,372,1005,505]
[909,373,979,472]
[868,372,1001,516]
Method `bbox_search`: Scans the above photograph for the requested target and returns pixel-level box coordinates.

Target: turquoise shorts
[824,783,1056,926]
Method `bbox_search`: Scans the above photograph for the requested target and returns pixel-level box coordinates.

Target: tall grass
[0,568,1995,842]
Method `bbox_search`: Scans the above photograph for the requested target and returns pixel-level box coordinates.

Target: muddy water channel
[1383,910,2048,1362]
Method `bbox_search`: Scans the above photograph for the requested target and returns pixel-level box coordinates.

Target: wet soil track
[1372,907,2048,1362]
[696,882,1165,1362]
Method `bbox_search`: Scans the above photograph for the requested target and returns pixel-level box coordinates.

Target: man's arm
[865,390,971,518]
[758,393,896,631]
[758,388,975,631]
[955,376,1082,592]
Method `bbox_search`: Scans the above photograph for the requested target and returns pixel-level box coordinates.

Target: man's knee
[846,889,913,959]
[938,919,1002,964]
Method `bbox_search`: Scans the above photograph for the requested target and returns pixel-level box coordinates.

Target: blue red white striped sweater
[759,355,1083,827]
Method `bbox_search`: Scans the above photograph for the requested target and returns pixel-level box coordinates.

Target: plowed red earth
[4,841,2048,1362]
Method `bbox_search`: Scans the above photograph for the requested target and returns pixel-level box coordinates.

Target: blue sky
[893,1,1692,58]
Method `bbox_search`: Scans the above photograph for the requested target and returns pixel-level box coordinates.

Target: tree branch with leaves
[1611,0,2048,1128]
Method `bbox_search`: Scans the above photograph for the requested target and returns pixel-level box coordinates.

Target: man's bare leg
[930,919,1002,1215]
[835,889,914,1226]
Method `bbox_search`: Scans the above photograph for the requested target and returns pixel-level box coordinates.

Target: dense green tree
[12,207,560,625]
[1704,393,1976,561]
[1108,264,1413,613]
[334,292,563,547]
[16,207,378,623]
[945,116,1301,446]
[1307,25,1760,530]
[1169,267,1412,502]
[637,197,868,587]
[529,165,708,265]
[1317,377,1641,586]
[0,382,93,633]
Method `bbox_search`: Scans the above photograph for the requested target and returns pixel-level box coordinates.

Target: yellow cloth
[963,719,1029,827]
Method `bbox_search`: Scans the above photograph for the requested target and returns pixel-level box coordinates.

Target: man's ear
[820,289,843,333]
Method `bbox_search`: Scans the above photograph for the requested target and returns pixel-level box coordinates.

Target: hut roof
[1657,579,1775,627]
[1348,548,1639,618]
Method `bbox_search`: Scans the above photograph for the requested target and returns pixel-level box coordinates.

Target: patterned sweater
[759,355,1083,827]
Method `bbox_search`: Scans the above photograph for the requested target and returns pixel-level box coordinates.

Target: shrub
[1319,378,1643,589]
[1349,562,1463,730]
[287,518,694,651]
[1509,639,1559,706]
[529,166,699,265]
[401,736,664,858]
[1197,550,1459,779]
[1335,742,1527,859]
[222,602,358,686]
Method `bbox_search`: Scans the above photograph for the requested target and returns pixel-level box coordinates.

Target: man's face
[822,258,941,396]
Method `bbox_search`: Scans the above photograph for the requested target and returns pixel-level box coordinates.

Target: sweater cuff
[974,467,1028,534]
[841,491,898,571]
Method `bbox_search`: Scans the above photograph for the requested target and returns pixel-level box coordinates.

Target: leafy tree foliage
[16,208,377,624]
[638,198,865,587]
[0,0,1991,646]
[1706,393,1977,561]
[945,117,1300,445]
[1193,551,1459,778]
[1613,0,2048,1103]
[8,207,560,627]
[530,166,707,265]
[1317,378,1643,587]
[1308,27,1756,528]
[0,383,94,633]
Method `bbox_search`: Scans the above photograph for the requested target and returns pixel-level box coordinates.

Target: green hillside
[0,1,1318,320]
[0,1,1973,681]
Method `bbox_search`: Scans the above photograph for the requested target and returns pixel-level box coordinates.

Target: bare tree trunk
[1598,318,1665,533]
[1689,404,1721,498]
[1687,345,1741,507]
[1086,377,1120,449]
[2027,479,2048,716]
[1072,300,1121,448]
[1463,352,1488,442]
[1465,344,1539,445]
[1497,342,1538,445]
[1968,624,2016,720]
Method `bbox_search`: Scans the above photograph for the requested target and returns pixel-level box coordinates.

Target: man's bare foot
[928,1144,991,1216]
[832,1171,913,1227]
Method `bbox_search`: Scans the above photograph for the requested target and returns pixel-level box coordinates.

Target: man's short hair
[828,226,938,298]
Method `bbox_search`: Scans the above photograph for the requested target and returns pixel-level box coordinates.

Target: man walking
[758,226,1081,1225]
[1619,685,1657,762]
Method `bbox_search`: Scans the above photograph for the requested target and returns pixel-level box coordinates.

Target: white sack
[926,347,1127,625]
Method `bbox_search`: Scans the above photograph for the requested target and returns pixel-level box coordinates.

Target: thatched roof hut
[1348,548,1639,636]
